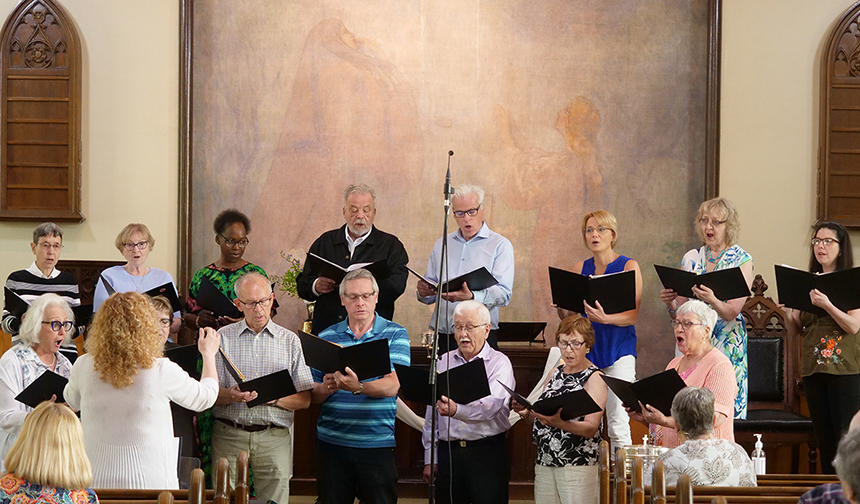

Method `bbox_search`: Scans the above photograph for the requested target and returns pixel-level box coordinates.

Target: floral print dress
[681,245,751,419]
[0,473,98,504]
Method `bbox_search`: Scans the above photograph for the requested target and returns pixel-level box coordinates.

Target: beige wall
[721,0,859,292]
[0,0,178,284]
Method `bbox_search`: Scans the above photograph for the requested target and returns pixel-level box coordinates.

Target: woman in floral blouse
[0,401,98,504]
[513,315,606,504]
[784,221,860,474]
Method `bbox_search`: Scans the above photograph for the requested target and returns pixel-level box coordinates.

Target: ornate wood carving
[0,0,82,221]
[819,1,860,227]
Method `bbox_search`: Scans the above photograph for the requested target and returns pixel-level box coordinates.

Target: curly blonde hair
[85,292,163,388]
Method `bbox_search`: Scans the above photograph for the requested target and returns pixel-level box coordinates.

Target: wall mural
[188,0,714,376]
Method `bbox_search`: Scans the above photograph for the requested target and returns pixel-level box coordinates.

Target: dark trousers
[434,433,509,504]
[802,372,860,474]
[315,439,398,504]
[436,330,499,357]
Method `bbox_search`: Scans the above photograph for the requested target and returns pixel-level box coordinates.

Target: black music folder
[298,331,391,381]
[144,283,182,313]
[406,265,498,293]
[165,344,200,378]
[498,381,602,421]
[654,265,750,301]
[394,359,491,405]
[775,264,860,317]
[601,369,686,416]
[496,321,547,343]
[548,267,636,314]
[5,287,92,333]
[197,276,242,319]
[306,253,390,283]
[15,371,67,407]
[238,369,298,408]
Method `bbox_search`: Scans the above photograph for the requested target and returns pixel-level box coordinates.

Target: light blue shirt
[418,222,514,331]
[93,265,180,318]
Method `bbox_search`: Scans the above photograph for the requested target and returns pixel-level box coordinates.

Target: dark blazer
[296,225,409,333]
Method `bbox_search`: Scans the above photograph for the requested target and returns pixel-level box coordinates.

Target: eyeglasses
[812,237,840,247]
[37,243,63,251]
[159,318,172,327]
[671,320,704,331]
[557,340,586,350]
[122,241,149,251]
[453,207,481,218]
[42,321,73,332]
[237,296,272,310]
[220,235,249,248]
[343,292,376,302]
[698,218,726,227]
[585,226,610,235]
[453,323,486,333]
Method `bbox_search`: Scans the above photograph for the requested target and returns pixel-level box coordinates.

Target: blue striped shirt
[313,314,410,448]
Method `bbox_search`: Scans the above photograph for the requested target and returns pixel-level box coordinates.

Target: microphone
[444,151,454,209]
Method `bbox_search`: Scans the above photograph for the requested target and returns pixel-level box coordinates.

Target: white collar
[345,225,373,256]
[26,261,60,279]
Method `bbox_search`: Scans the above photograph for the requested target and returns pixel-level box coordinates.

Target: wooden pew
[599,440,611,504]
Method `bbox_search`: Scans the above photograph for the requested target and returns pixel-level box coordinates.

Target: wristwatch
[352,382,364,395]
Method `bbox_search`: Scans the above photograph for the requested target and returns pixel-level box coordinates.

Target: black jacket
[296,225,408,333]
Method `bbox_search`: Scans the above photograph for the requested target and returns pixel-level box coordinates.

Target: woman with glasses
[513,315,606,504]
[183,209,268,331]
[65,291,220,488]
[93,223,181,338]
[628,300,737,449]
[556,210,641,452]
[0,293,75,470]
[660,197,753,421]
[782,222,860,474]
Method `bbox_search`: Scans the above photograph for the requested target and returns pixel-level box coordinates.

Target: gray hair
[19,293,75,347]
[453,300,491,325]
[676,300,718,336]
[343,183,376,207]
[671,387,715,439]
[834,426,860,499]
[453,184,485,207]
[339,268,379,297]
[233,272,272,298]
[32,222,63,244]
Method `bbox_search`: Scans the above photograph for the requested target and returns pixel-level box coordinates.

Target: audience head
[86,292,162,388]
[834,427,860,504]
[19,293,74,351]
[671,387,716,440]
[556,314,595,372]
[233,272,273,333]
[695,197,740,248]
[581,210,618,249]
[339,269,379,327]
[673,300,717,356]
[452,184,486,241]
[30,222,64,273]
[149,295,173,344]
[808,221,852,273]
[213,209,251,262]
[342,183,377,239]
[5,401,93,489]
[452,300,491,360]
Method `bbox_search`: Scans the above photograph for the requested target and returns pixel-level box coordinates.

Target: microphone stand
[428,150,454,504]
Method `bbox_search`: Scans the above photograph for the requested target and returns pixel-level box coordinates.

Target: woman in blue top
[557,210,642,451]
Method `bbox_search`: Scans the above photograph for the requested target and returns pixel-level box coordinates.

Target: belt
[215,417,282,433]
[442,432,506,449]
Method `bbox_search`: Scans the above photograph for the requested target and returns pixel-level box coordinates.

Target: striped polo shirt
[313,314,410,448]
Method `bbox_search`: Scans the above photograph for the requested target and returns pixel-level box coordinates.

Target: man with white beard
[296,183,409,333]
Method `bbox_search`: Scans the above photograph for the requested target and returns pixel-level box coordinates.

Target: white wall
[0,0,178,281]
[721,0,859,291]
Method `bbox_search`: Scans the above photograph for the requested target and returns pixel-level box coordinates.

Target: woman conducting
[661,197,753,420]
[783,221,860,474]
[628,300,737,449]
[65,292,220,489]
[514,315,606,504]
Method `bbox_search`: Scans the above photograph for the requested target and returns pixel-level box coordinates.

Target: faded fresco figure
[252,18,423,273]
[496,98,606,333]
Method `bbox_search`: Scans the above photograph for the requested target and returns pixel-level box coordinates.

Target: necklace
[706,246,727,264]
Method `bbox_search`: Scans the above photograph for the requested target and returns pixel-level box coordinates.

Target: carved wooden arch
[0,0,82,221]
[818,1,860,227]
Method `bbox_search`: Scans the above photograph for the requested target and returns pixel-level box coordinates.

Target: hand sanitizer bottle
[751,433,766,475]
